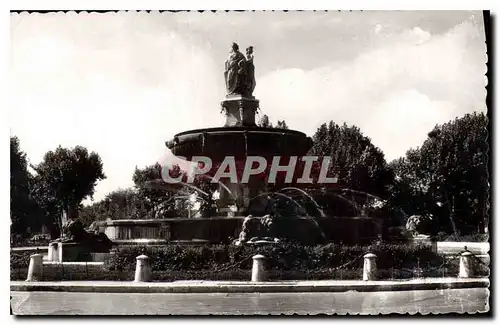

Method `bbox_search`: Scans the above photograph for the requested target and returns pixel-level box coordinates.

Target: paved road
[11,288,489,315]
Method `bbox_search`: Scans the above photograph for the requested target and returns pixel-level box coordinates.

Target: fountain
[166,42,313,216]
[100,43,386,245]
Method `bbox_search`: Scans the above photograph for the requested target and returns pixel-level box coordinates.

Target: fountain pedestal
[221,96,259,127]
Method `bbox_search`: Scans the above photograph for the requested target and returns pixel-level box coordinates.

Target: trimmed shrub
[10,251,31,269]
[104,242,446,274]
[11,237,51,248]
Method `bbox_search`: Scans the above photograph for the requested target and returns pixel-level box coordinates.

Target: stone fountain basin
[101,216,382,246]
[166,126,313,160]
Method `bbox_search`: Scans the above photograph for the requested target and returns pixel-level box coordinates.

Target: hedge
[105,242,446,273]
[10,251,31,269]
[10,243,489,281]
[11,238,51,248]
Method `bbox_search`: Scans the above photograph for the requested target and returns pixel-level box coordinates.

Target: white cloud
[257,19,486,161]
[10,14,224,201]
[365,89,456,160]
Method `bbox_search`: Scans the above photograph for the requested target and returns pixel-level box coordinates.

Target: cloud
[257,19,486,161]
[364,89,456,160]
[10,13,224,201]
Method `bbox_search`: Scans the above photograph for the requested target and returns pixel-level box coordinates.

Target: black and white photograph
[8,9,491,316]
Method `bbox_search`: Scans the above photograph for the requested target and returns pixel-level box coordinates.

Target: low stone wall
[103,218,247,243]
[436,242,490,255]
[40,262,107,281]
[406,239,490,255]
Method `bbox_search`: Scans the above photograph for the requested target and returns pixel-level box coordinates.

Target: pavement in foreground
[11,288,489,315]
[10,278,490,293]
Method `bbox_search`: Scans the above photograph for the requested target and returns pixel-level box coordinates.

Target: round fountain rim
[173,126,309,138]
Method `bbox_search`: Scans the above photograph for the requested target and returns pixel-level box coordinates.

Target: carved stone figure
[224,43,247,96]
[236,215,261,244]
[260,214,273,235]
[87,221,100,234]
[234,214,279,245]
[244,46,256,97]
[53,217,113,252]
[405,214,433,236]
[60,218,86,243]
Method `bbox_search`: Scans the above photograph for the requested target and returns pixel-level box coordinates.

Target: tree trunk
[59,204,67,238]
[444,191,458,235]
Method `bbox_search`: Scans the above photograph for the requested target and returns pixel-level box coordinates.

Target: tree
[312,121,393,201]
[10,136,38,236]
[80,188,147,224]
[82,163,190,223]
[79,200,105,226]
[432,112,489,235]
[31,146,106,233]
[389,150,430,214]
[390,112,489,235]
[387,151,433,228]
[133,164,178,219]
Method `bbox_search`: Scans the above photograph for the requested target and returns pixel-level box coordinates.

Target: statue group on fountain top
[224,42,256,98]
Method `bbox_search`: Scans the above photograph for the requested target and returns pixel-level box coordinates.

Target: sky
[9,11,487,202]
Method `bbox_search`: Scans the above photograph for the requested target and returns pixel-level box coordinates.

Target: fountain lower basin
[100,217,384,246]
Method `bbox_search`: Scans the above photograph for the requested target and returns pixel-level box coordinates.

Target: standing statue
[244,46,256,97]
[224,43,247,96]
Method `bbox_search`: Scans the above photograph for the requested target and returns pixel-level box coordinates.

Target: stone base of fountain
[99,216,385,246]
[221,96,259,127]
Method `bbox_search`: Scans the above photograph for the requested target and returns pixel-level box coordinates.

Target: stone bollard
[58,242,64,262]
[26,254,44,282]
[251,254,266,282]
[363,253,377,281]
[459,251,474,278]
[48,242,58,262]
[134,255,151,282]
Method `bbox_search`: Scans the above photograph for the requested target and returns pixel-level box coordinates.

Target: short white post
[363,253,377,281]
[48,242,58,262]
[459,251,474,278]
[134,255,151,282]
[58,242,64,262]
[26,254,44,282]
[251,254,266,282]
